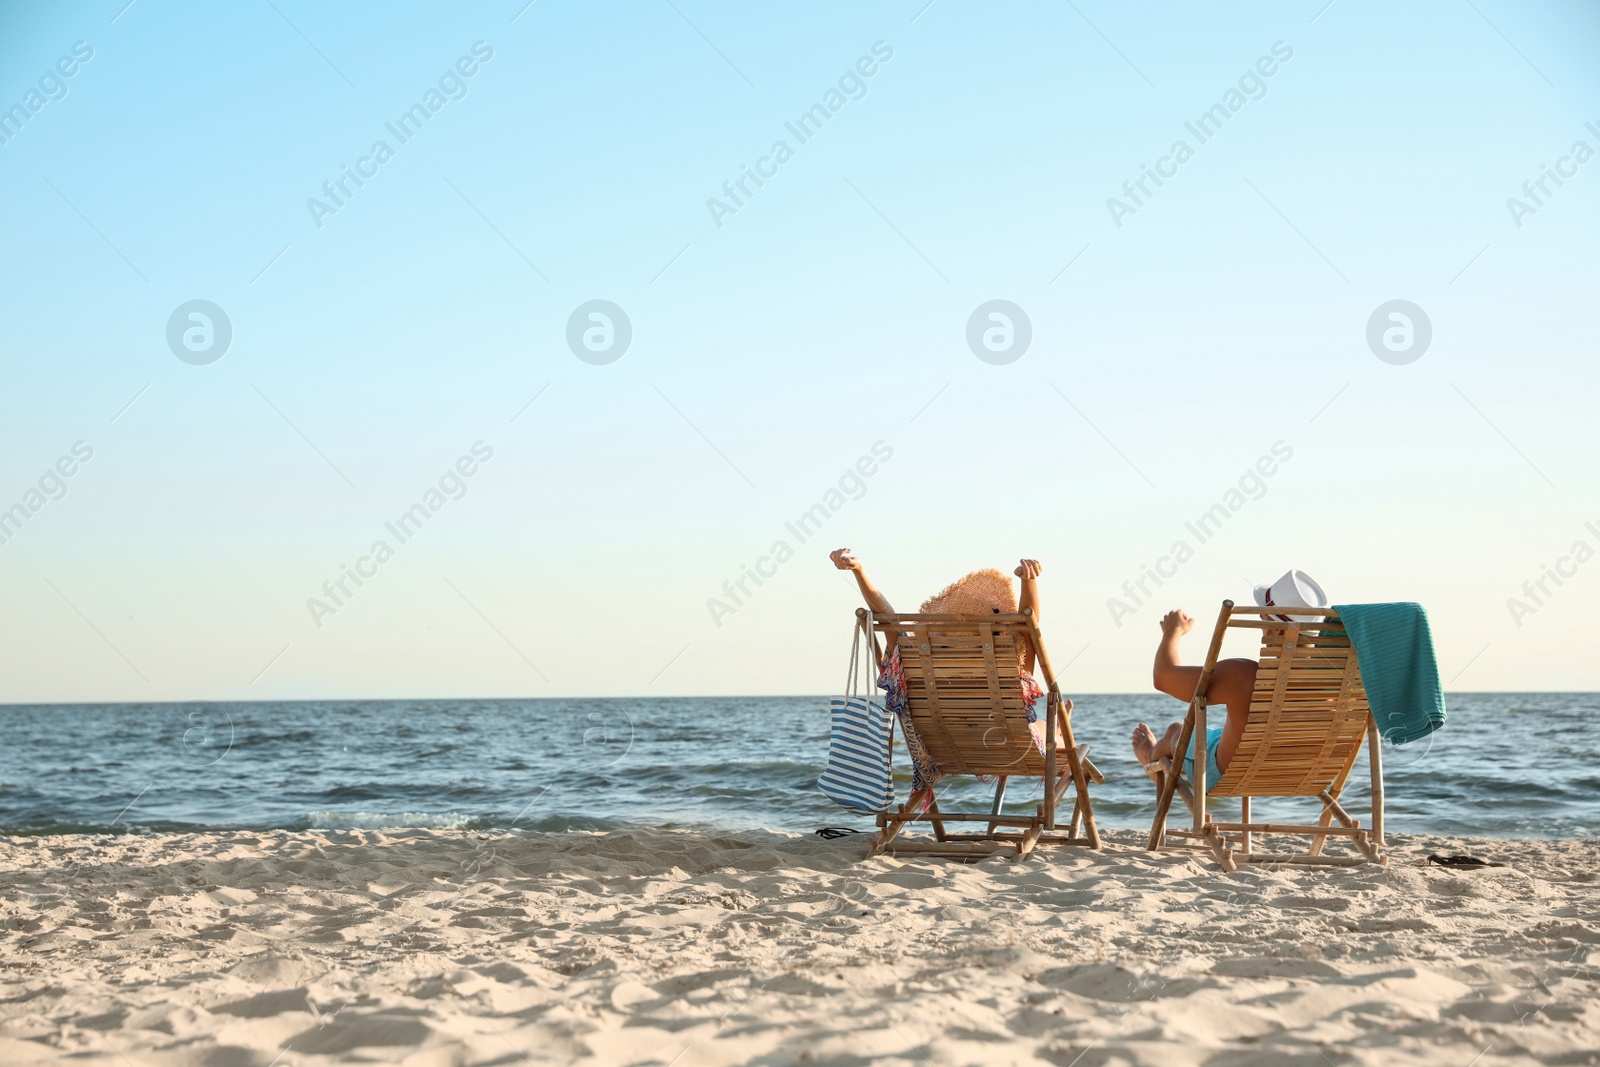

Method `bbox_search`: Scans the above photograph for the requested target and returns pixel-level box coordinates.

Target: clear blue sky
[2,0,1598,701]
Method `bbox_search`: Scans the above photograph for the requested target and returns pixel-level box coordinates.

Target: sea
[0,693,1594,839]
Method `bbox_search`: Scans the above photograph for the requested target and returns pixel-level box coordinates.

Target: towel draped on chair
[1332,602,1446,745]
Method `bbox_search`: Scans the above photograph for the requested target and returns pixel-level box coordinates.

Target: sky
[1,0,1598,702]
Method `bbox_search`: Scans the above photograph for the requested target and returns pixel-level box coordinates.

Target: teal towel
[1332,602,1446,745]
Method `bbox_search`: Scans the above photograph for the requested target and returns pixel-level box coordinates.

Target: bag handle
[848,610,887,698]
[845,610,892,705]
[840,610,895,768]
[857,610,896,770]
[844,611,862,703]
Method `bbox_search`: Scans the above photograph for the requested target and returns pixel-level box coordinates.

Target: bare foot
[1153,722,1182,762]
[1160,610,1194,638]
[1131,723,1158,764]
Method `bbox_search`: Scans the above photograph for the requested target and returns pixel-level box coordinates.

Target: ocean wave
[304,810,488,830]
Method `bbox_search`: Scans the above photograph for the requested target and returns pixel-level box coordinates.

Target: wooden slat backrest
[874,614,1045,777]
[1209,611,1370,798]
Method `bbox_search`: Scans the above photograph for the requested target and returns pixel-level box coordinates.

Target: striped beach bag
[817,614,896,815]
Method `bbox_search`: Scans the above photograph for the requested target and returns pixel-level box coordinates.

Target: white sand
[2,828,1597,1065]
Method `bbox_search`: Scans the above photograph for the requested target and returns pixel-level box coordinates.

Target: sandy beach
[1,829,1596,1065]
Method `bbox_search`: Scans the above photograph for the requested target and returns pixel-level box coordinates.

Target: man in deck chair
[1131,570,1329,783]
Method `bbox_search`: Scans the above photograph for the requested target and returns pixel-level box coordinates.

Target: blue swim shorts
[1184,726,1225,791]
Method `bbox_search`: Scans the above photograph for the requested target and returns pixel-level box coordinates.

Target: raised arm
[831,548,899,655]
[1016,558,1042,675]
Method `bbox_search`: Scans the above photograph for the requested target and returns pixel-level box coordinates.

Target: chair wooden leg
[1014,818,1045,860]
[986,776,1009,837]
[1066,749,1101,841]
[1058,724,1100,848]
[870,787,931,856]
[1240,796,1252,855]
[1324,790,1382,863]
[1150,603,1231,848]
[1202,822,1237,873]
[1175,776,1198,823]
[1319,790,1360,828]
[1148,714,1196,849]
[1308,789,1360,858]
[1146,757,1200,849]
[1367,719,1385,848]
[1028,771,1074,845]
[1307,807,1335,856]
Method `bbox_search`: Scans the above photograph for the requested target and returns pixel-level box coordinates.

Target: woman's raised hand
[1015,559,1042,581]
[830,548,862,572]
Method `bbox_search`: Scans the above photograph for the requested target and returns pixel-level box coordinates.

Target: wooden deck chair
[1146,600,1386,871]
[862,608,1103,861]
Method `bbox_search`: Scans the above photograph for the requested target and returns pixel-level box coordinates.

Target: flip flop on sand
[1427,854,1508,869]
[815,827,862,839]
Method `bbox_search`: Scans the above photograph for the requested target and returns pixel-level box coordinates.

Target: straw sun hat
[920,568,1033,667]
[920,568,1017,616]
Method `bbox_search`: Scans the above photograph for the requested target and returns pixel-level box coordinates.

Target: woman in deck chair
[830,549,1060,766]
[1132,569,1329,784]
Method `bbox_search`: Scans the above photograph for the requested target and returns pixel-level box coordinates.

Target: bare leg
[1015,559,1042,675]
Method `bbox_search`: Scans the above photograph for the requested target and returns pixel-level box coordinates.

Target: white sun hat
[1253,569,1330,623]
